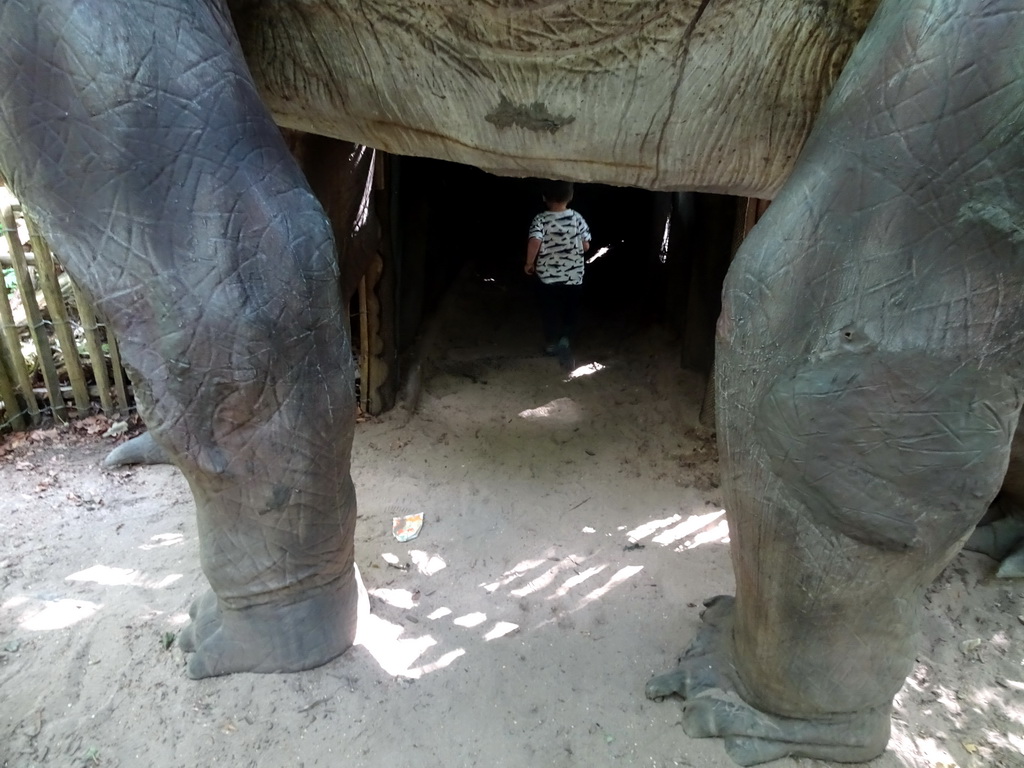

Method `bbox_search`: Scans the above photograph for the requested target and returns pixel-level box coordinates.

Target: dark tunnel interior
[391,155,745,373]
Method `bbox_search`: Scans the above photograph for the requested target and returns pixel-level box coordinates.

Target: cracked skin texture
[2,0,1024,763]
[0,0,360,677]
[649,0,1024,761]
[228,0,879,196]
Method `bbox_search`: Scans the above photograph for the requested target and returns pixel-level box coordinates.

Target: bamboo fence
[0,199,132,432]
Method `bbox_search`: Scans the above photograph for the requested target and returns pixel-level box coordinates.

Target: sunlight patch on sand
[370,588,419,610]
[517,397,581,423]
[355,612,440,677]
[407,647,466,677]
[138,533,185,551]
[887,726,960,768]
[409,550,447,576]
[509,557,582,597]
[549,565,607,598]
[481,557,548,592]
[626,510,730,551]
[652,510,726,546]
[627,514,682,541]
[66,564,182,589]
[577,566,643,608]
[484,621,520,640]
[567,362,605,379]
[674,519,730,550]
[15,597,102,631]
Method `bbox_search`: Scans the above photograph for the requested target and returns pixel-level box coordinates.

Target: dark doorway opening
[287,133,764,416]
[391,157,748,380]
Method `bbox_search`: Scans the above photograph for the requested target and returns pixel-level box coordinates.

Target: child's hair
[541,180,574,204]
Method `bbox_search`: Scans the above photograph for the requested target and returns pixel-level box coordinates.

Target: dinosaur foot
[101,432,171,468]
[996,541,1024,578]
[966,515,1024,578]
[178,571,359,679]
[646,595,890,766]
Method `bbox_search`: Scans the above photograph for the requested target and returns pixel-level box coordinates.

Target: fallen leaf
[9,435,28,449]
[75,415,111,435]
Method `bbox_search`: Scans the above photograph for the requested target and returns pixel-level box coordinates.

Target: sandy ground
[1,267,1023,768]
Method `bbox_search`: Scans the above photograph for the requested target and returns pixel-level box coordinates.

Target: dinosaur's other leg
[0,0,360,677]
[967,426,1024,578]
[648,0,1024,763]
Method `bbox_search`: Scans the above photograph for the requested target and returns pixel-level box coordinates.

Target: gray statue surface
[0,0,1020,764]
[647,3,1024,762]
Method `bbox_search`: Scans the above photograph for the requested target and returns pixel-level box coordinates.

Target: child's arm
[525,237,541,275]
[578,212,592,253]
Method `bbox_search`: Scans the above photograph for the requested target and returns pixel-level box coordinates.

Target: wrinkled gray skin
[646,1,1024,764]
[1,0,1023,764]
[0,0,359,679]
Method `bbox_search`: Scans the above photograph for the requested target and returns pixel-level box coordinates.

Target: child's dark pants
[538,281,583,346]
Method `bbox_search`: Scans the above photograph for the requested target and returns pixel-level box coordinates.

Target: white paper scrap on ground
[392,512,424,542]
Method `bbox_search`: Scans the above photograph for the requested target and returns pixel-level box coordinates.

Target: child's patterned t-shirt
[529,209,591,286]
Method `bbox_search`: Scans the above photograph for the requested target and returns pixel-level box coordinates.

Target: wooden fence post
[0,190,136,430]
[0,209,39,425]
[3,203,67,423]
[105,329,130,417]
[0,336,27,429]
[23,212,91,414]
[358,276,370,413]
[69,281,116,416]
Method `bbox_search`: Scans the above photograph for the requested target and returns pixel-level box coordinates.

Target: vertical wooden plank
[363,254,386,415]
[0,336,27,430]
[3,203,67,422]
[0,286,36,424]
[105,328,130,417]
[358,276,370,413]
[23,213,91,414]
[0,266,35,415]
[70,280,115,415]
[0,208,39,423]
[364,152,396,415]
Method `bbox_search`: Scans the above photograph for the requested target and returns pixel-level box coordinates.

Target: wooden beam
[105,327,130,417]
[24,212,91,414]
[0,270,36,425]
[0,335,26,430]
[358,275,370,413]
[70,280,115,416]
[2,203,64,422]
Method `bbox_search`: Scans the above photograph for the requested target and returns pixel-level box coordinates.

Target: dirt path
[1,268,1022,768]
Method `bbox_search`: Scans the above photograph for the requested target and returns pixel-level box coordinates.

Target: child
[524,181,591,367]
